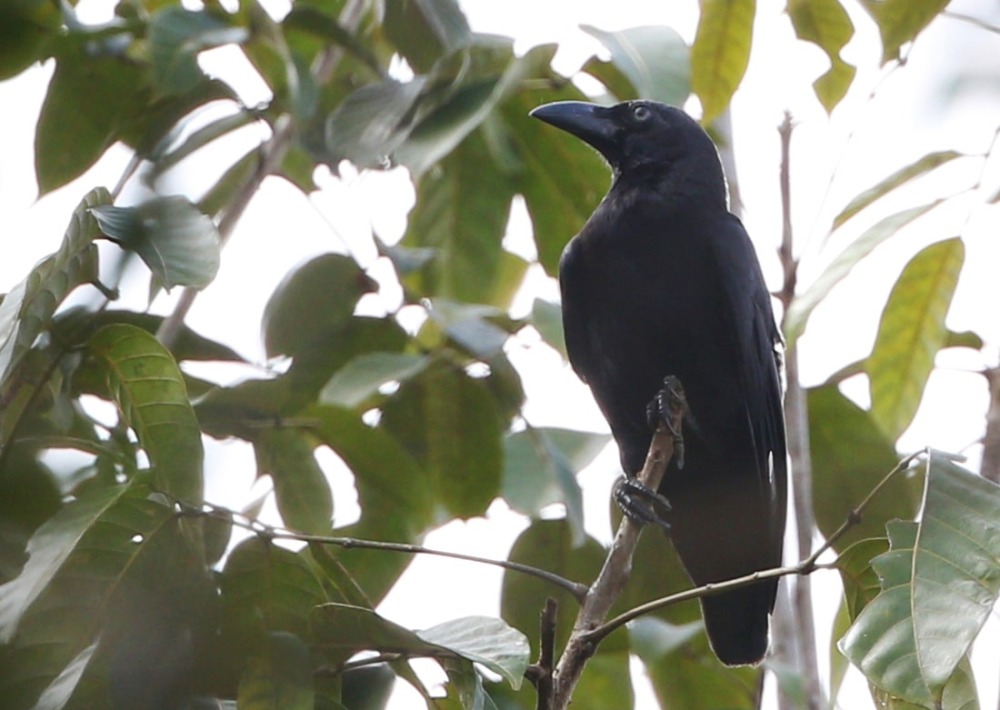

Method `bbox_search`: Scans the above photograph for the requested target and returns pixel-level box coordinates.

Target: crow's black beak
[530,101,618,158]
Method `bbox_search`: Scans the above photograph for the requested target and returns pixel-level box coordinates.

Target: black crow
[531,100,787,666]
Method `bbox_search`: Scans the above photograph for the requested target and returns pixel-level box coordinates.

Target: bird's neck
[608,168,728,217]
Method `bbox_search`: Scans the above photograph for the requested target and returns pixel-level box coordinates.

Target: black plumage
[531,100,787,666]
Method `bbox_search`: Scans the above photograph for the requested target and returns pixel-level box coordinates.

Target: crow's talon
[646,376,688,468]
[614,476,671,532]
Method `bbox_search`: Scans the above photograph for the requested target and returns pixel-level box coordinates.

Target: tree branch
[530,598,558,710]
[549,377,686,710]
[775,111,823,710]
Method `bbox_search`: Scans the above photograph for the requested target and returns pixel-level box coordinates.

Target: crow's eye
[632,105,651,121]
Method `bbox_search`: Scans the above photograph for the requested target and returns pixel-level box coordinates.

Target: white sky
[2,0,1000,708]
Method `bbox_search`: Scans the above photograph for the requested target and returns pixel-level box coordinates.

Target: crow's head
[530,100,726,203]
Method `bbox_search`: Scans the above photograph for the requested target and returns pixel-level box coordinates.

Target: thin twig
[531,598,558,710]
[549,379,686,710]
[184,502,589,600]
[776,112,823,710]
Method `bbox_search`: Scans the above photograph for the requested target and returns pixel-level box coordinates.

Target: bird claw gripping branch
[646,375,687,469]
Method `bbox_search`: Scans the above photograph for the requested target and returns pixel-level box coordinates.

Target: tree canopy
[1,1,999,709]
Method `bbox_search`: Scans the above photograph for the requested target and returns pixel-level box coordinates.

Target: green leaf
[121,78,240,157]
[832,151,964,230]
[305,405,433,602]
[0,483,189,706]
[312,604,530,689]
[277,144,318,196]
[33,641,98,710]
[262,254,376,359]
[691,0,756,122]
[569,651,636,710]
[91,197,221,290]
[946,329,983,351]
[787,0,856,112]
[400,130,524,306]
[0,483,129,644]
[35,49,147,194]
[808,386,920,551]
[394,42,558,178]
[383,0,471,73]
[812,58,857,115]
[418,616,530,690]
[859,0,949,64]
[784,201,942,346]
[424,299,514,358]
[0,188,106,389]
[628,617,704,659]
[311,603,434,654]
[580,56,638,103]
[580,25,690,105]
[483,350,527,422]
[148,110,257,179]
[376,236,436,276]
[444,660,501,710]
[637,622,760,709]
[255,428,333,535]
[835,537,890,621]
[148,7,248,95]
[287,317,410,408]
[282,6,383,78]
[381,362,503,519]
[319,353,429,409]
[237,632,314,710]
[220,537,332,643]
[88,324,203,504]
[868,238,964,440]
[0,0,59,80]
[324,77,428,170]
[841,455,1000,706]
[501,426,610,544]
[501,520,606,654]
[53,307,245,363]
[530,298,566,359]
[340,664,396,709]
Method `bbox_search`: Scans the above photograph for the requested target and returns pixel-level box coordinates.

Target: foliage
[0,0,995,709]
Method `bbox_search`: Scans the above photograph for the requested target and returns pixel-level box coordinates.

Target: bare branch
[531,598,558,710]
[550,378,686,710]
[775,111,823,710]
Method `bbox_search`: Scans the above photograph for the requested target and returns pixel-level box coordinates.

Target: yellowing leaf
[868,238,964,440]
[788,0,856,112]
[692,0,756,121]
[859,0,949,64]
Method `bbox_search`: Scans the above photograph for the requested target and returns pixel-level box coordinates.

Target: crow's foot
[614,476,672,532]
[645,375,687,469]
